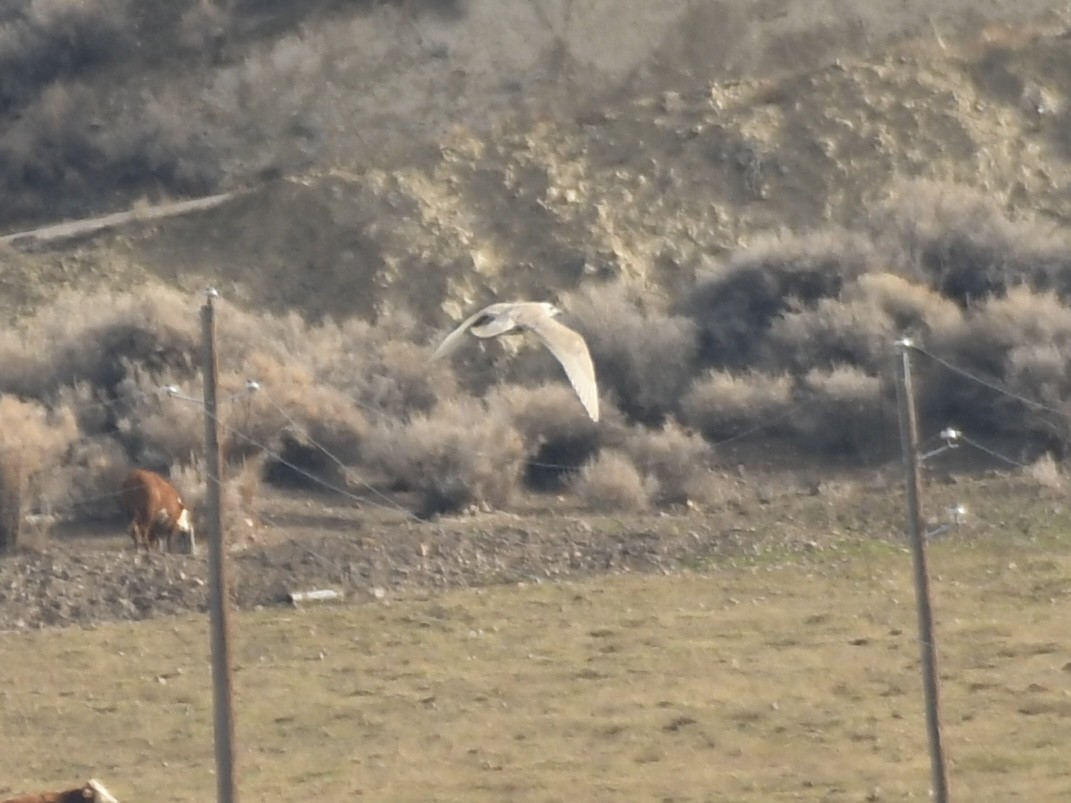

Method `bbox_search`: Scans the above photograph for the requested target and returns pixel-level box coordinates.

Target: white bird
[432,301,600,422]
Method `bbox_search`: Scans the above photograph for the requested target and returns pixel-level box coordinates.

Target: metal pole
[202,289,238,803]
[893,339,950,803]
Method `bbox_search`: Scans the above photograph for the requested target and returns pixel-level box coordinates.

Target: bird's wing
[526,316,600,422]
[430,306,494,361]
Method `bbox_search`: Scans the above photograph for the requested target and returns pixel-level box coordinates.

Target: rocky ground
[0,518,755,631]
[0,468,909,632]
[0,511,775,631]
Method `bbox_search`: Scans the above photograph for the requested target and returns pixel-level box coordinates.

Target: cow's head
[172,505,196,555]
[85,778,119,803]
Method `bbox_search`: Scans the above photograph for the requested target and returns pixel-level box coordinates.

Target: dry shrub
[870,179,1071,304]
[223,310,451,423]
[923,288,1071,445]
[1005,343,1071,407]
[794,366,888,459]
[941,287,1071,373]
[488,383,602,490]
[845,273,963,337]
[362,398,525,518]
[0,0,134,109]
[349,339,455,419]
[203,30,325,149]
[1025,453,1063,490]
[41,436,133,521]
[0,285,199,400]
[0,396,78,552]
[51,380,114,436]
[766,273,963,372]
[170,456,262,549]
[0,287,427,496]
[622,420,712,505]
[81,301,373,482]
[219,361,369,483]
[683,228,883,369]
[178,0,230,54]
[232,453,265,529]
[766,297,894,372]
[680,371,795,442]
[115,372,204,470]
[563,282,698,422]
[0,0,472,225]
[0,78,222,224]
[571,450,650,513]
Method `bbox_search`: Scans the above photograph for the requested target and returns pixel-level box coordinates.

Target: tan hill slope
[3,9,1070,327]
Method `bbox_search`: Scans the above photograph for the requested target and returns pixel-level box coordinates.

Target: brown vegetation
[0,396,78,553]
[565,283,698,423]
[571,450,651,512]
[680,371,795,442]
[6,170,1071,523]
[489,383,604,490]
[2,2,1071,522]
[621,421,712,505]
[363,398,525,518]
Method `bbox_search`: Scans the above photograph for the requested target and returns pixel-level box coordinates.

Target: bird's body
[432,301,600,422]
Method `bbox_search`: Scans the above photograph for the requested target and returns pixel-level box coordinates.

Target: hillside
[1,1,1070,323]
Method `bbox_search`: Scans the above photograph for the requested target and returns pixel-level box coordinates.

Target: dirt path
[0,192,238,247]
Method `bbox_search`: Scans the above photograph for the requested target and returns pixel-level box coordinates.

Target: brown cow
[120,468,195,554]
[1,778,119,803]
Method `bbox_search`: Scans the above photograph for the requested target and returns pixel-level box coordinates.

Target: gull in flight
[431,301,600,422]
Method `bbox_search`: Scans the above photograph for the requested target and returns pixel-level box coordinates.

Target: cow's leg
[130,521,145,550]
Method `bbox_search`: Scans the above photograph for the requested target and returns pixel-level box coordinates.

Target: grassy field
[2,496,1071,802]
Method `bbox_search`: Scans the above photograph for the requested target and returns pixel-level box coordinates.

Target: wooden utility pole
[893,339,950,803]
[201,288,238,803]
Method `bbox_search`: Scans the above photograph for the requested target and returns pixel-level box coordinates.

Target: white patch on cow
[174,507,196,555]
[87,778,119,803]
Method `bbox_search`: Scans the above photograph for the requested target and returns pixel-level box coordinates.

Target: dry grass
[3,516,1071,800]
[1025,452,1063,489]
